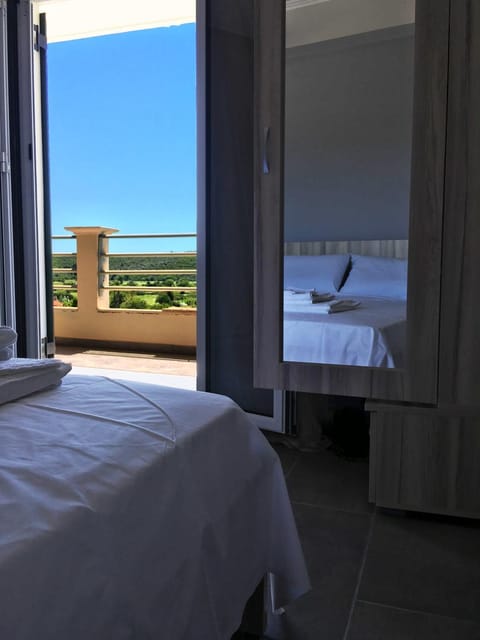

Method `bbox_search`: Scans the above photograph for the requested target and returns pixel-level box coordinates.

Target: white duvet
[284,292,406,367]
[0,376,309,640]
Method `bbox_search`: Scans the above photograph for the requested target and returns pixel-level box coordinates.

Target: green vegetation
[52,256,78,306]
[52,255,197,309]
[55,290,78,307]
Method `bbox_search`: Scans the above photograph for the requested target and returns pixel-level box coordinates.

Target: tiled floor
[259,442,480,640]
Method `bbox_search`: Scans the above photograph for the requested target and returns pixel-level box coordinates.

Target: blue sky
[48,23,196,253]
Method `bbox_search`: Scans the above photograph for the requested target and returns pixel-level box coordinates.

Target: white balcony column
[65,226,118,311]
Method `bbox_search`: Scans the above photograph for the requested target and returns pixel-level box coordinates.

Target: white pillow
[284,254,350,292]
[340,254,407,299]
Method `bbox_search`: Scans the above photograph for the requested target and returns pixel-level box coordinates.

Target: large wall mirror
[283,0,415,369]
[254,0,449,401]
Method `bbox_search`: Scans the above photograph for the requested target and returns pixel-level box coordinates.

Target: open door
[196,0,293,433]
[0,0,16,329]
[8,0,53,357]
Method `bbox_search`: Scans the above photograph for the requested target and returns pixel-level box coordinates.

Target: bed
[283,292,406,367]
[283,251,408,368]
[0,370,309,640]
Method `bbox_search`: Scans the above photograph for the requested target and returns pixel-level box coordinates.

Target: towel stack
[313,299,360,314]
[286,287,314,294]
[310,291,335,303]
[0,326,71,405]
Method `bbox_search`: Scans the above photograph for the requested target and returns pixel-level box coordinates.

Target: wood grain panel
[253,0,285,389]
[404,0,450,404]
[272,360,407,401]
[284,239,408,259]
[369,414,404,506]
[370,409,480,518]
[439,0,480,406]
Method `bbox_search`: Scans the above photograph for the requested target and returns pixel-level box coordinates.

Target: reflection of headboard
[284,239,408,259]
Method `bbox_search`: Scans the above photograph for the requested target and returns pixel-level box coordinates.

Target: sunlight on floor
[56,346,196,390]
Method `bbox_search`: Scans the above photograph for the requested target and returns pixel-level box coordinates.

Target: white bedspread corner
[0,375,309,640]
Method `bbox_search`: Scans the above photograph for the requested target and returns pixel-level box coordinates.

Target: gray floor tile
[358,512,480,622]
[346,601,480,640]
[286,448,372,514]
[265,504,371,640]
[271,443,300,478]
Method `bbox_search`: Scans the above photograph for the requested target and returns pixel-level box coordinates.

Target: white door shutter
[15,0,51,357]
[0,0,16,329]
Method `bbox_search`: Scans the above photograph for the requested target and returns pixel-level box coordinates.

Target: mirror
[283,0,415,368]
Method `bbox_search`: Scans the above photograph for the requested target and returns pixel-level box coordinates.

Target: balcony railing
[53,230,197,308]
[52,227,197,353]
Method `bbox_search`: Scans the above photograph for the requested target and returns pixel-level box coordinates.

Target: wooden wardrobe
[368,0,480,518]
[253,0,480,517]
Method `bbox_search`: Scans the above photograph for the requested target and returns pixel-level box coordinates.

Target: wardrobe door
[405,0,450,403]
[254,0,449,403]
[439,0,480,408]
[253,0,284,389]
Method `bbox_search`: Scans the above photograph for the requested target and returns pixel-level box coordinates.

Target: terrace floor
[55,345,196,389]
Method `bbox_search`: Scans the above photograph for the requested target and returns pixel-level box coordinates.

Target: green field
[52,255,197,309]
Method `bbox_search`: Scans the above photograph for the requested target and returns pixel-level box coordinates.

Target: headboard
[284,239,408,259]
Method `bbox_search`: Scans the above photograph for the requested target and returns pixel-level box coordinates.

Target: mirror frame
[253,0,450,403]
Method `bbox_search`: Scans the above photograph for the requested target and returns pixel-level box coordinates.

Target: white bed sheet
[0,375,309,640]
[283,292,406,367]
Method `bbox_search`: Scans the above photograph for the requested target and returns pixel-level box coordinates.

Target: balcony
[52,226,196,386]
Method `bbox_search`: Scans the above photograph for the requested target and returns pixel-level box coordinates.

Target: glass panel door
[0,0,16,329]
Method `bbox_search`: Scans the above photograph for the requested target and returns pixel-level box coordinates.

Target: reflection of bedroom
[283,3,414,366]
[283,250,408,366]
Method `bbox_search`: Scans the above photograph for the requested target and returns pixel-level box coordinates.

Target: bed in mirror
[283,240,408,367]
[283,0,415,368]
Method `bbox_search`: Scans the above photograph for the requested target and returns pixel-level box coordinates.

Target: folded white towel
[314,299,360,314]
[310,291,335,303]
[0,357,68,376]
[0,358,71,405]
[286,287,314,294]
[0,326,17,361]
[0,326,16,347]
